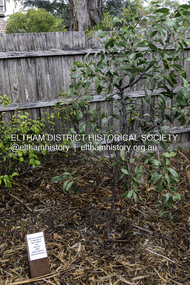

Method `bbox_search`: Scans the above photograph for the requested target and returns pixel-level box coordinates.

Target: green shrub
[6,9,56,34]
[0,95,56,188]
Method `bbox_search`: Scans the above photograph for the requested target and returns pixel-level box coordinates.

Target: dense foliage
[0,95,56,187]
[103,0,133,16]
[55,3,190,223]
[6,8,66,33]
[20,0,71,28]
[10,0,139,29]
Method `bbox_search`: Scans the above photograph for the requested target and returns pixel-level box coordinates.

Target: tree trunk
[70,0,102,31]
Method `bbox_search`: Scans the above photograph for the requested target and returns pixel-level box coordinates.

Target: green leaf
[172,64,184,72]
[102,117,108,126]
[121,168,129,175]
[114,57,128,65]
[150,30,157,38]
[97,86,102,95]
[165,173,171,188]
[157,180,163,193]
[149,159,161,166]
[167,213,173,220]
[69,140,76,147]
[178,4,190,9]
[17,150,23,157]
[72,73,81,79]
[151,172,162,183]
[66,181,74,191]
[75,110,83,121]
[133,192,138,201]
[62,180,69,191]
[127,189,133,199]
[74,61,84,68]
[154,8,170,14]
[136,40,149,47]
[72,102,79,109]
[120,148,125,161]
[167,167,178,178]
[51,175,64,182]
[162,152,176,158]
[158,209,164,217]
[162,193,170,203]
[79,122,86,133]
[111,114,121,120]
[105,38,115,49]
[165,158,170,166]
[99,32,108,38]
[121,192,128,199]
[35,160,41,166]
[11,172,19,177]
[148,43,158,51]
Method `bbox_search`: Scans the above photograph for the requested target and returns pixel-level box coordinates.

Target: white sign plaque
[26,232,48,261]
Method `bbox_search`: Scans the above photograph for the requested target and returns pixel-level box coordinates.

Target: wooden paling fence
[0,31,190,148]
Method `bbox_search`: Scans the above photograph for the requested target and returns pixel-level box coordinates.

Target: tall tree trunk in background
[70,0,102,31]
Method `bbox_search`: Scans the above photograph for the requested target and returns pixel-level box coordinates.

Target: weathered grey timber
[0,31,189,147]
[0,32,103,104]
[0,48,103,59]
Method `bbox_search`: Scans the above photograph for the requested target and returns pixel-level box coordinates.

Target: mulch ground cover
[0,150,190,285]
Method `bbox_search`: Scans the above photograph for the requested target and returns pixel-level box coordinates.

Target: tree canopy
[21,0,71,26]
[10,0,136,29]
[6,8,62,33]
[7,0,181,32]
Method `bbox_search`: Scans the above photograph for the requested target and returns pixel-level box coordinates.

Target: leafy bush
[0,95,56,188]
[6,9,57,34]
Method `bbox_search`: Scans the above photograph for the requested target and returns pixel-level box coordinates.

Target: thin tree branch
[107,164,118,240]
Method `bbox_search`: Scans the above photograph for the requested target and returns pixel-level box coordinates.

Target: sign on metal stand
[26,232,50,278]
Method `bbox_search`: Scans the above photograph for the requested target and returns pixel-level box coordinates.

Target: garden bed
[0,150,190,285]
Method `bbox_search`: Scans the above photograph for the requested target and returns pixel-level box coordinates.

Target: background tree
[6,8,58,33]
[69,0,102,31]
[11,0,139,31]
[21,0,103,31]
[20,0,71,28]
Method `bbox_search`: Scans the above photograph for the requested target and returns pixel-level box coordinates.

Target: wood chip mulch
[0,150,190,285]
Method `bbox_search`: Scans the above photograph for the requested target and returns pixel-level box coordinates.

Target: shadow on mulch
[0,150,190,285]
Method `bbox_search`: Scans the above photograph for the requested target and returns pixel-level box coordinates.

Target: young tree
[56,3,190,237]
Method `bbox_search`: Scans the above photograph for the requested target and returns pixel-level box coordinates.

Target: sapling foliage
[55,3,190,233]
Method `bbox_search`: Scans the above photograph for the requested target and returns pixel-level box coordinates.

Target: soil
[0,150,190,285]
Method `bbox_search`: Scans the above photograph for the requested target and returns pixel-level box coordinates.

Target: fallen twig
[8,193,33,213]
[7,268,75,285]
[146,248,176,264]
[132,224,153,235]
